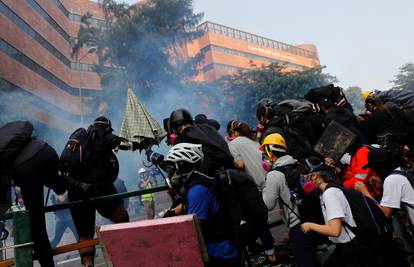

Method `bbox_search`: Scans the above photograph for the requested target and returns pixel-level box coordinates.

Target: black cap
[362,147,391,169]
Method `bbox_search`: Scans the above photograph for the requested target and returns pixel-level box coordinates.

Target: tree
[203,63,337,126]
[392,62,414,89]
[73,0,203,100]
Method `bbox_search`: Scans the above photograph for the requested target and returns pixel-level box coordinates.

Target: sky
[117,0,414,90]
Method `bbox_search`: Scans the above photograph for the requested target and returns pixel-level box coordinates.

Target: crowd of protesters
[1,83,414,267]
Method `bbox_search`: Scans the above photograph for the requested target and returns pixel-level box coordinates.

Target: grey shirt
[263,155,301,228]
[228,136,266,190]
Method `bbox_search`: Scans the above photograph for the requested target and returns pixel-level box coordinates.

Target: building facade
[183,21,320,82]
[0,0,105,132]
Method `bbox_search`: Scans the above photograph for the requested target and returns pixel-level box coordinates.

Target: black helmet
[169,109,193,133]
[256,98,273,120]
[93,116,113,132]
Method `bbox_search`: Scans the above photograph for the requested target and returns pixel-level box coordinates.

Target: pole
[13,211,32,267]
[78,59,83,124]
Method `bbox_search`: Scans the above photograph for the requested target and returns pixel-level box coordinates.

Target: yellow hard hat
[362,90,373,101]
[260,133,287,157]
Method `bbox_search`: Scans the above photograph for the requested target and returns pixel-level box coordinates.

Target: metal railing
[197,21,319,60]
[0,186,170,267]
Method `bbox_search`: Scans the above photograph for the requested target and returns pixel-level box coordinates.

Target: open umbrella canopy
[376,86,414,109]
[119,88,167,151]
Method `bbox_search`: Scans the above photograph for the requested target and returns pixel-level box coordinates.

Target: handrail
[0,186,169,221]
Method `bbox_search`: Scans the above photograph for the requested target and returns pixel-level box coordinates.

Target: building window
[0,1,70,66]
[0,37,97,96]
[26,0,70,41]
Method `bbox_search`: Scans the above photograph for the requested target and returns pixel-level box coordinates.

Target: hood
[273,155,298,168]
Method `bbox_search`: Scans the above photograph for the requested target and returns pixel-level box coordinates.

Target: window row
[0,1,70,66]
[26,0,70,41]
[51,0,69,17]
[0,78,81,123]
[201,45,305,70]
[198,22,318,60]
[0,38,97,96]
[203,63,246,73]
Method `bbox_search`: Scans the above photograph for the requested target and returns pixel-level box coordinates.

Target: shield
[314,121,357,162]
[119,88,167,151]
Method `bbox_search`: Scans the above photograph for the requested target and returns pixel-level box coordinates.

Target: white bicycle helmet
[138,168,146,174]
[165,143,204,164]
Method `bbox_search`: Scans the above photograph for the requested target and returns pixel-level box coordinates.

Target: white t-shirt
[320,187,356,243]
[381,170,414,224]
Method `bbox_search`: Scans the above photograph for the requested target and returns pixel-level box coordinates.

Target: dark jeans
[260,226,275,252]
[50,219,79,248]
[15,144,66,267]
[289,224,318,267]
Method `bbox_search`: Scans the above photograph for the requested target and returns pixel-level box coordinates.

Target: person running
[300,157,384,267]
[261,134,318,267]
[66,116,129,267]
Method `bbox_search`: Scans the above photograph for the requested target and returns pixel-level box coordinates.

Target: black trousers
[15,144,68,267]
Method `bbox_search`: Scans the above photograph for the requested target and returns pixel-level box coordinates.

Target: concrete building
[0,0,105,132]
[183,21,320,82]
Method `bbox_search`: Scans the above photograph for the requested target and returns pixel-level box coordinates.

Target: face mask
[167,134,177,145]
[300,175,319,194]
[262,160,272,172]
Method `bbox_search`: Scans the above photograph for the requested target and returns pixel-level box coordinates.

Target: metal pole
[13,211,32,267]
[78,59,83,124]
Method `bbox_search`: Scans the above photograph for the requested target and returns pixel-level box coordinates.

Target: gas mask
[261,160,272,173]
[300,175,319,195]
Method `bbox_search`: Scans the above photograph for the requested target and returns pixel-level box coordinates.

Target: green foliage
[392,62,414,89]
[344,86,364,114]
[73,0,203,99]
[199,63,337,125]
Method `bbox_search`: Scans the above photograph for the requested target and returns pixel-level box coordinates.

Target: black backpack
[326,184,392,248]
[0,121,33,163]
[191,169,268,248]
[60,128,95,178]
[274,163,325,224]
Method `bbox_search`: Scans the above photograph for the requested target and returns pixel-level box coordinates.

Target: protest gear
[0,121,33,164]
[260,133,287,155]
[194,114,220,130]
[93,116,113,132]
[138,167,146,174]
[174,123,234,176]
[60,128,95,179]
[326,183,391,249]
[256,98,273,120]
[169,108,193,134]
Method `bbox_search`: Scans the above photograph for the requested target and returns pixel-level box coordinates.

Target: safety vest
[141,182,155,202]
[343,146,380,196]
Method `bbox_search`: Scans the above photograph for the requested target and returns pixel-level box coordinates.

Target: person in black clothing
[319,98,358,130]
[194,114,221,130]
[1,134,91,267]
[169,109,234,176]
[67,116,129,267]
[359,96,405,144]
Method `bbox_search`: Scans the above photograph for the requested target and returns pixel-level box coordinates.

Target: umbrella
[376,86,414,109]
[119,88,167,151]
